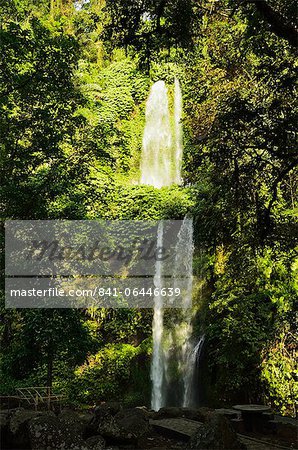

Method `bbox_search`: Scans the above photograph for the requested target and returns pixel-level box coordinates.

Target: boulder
[96,412,137,445]
[85,435,106,449]
[214,409,240,419]
[29,414,90,450]
[154,407,182,419]
[115,407,151,438]
[94,402,122,417]
[0,409,12,448]
[0,409,11,432]
[79,411,95,428]
[58,409,87,435]
[188,413,246,450]
[268,418,297,444]
[181,407,213,422]
[9,408,54,449]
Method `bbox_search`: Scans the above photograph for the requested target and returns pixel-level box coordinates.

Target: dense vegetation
[1,0,297,415]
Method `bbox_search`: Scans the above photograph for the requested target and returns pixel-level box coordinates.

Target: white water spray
[140,81,173,188]
[183,335,205,407]
[173,218,198,408]
[173,78,183,185]
[151,222,166,411]
[173,217,194,310]
[140,79,183,188]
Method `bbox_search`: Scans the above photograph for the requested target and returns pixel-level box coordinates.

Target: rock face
[154,407,182,419]
[85,435,106,450]
[8,408,55,449]
[188,413,246,450]
[95,411,137,444]
[115,407,151,438]
[181,407,213,423]
[0,409,15,448]
[1,407,108,450]
[94,402,122,417]
[29,414,90,450]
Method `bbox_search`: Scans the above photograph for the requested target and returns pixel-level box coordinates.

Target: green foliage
[261,329,297,416]
[75,57,149,174]
[0,308,91,392]
[1,0,296,416]
[90,185,194,220]
[180,4,297,414]
[103,0,196,69]
[0,17,86,219]
[68,343,150,405]
[204,245,297,412]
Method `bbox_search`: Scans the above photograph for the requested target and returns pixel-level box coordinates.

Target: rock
[188,413,246,449]
[94,402,122,417]
[85,435,106,449]
[149,448,170,450]
[9,408,37,434]
[154,407,182,419]
[268,418,297,444]
[115,407,151,438]
[153,406,214,422]
[136,407,156,419]
[181,407,213,422]
[0,409,10,432]
[29,414,89,450]
[58,409,86,435]
[9,408,54,449]
[96,413,137,444]
[79,411,95,427]
[0,409,12,448]
[89,406,138,444]
[215,409,240,419]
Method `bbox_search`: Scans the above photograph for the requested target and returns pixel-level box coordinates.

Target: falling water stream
[173,78,183,185]
[151,222,166,411]
[183,335,205,407]
[140,79,203,411]
[140,79,183,188]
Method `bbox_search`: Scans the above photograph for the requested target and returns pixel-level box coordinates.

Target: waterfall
[173,78,183,185]
[142,80,202,410]
[173,218,197,408]
[140,79,183,187]
[151,222,166,411]
[151,217,197,411]
[173,218,194,310]
[183,335,205,408]
[140,81,173,188]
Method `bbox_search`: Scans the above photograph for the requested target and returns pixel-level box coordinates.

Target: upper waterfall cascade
[140,79,183,188]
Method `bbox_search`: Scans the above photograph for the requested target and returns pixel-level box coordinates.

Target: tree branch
[247,0,298,47]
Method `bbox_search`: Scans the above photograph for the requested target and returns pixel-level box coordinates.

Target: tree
[0,17,88,219]
[239,0,298,47]
[1,308,91,389]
